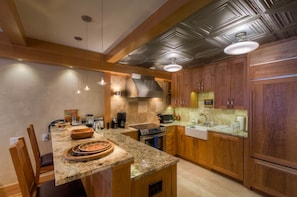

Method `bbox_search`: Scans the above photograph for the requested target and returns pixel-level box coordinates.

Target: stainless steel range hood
[126,73,163,98]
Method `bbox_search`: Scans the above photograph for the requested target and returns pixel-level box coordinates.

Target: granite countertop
[51,126,134,185]
[160,121,248,138]
[103,128,179,180]
[51,125,179,185]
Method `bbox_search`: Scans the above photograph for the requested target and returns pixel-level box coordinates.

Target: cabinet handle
[249,91,253,147]
[227,99,230,105]
[230,99,234,106]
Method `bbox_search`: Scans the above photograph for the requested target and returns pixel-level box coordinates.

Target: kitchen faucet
[200,113,209,126]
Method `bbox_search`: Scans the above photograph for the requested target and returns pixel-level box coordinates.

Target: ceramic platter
[78,140,112,152]
[64,140,114,162]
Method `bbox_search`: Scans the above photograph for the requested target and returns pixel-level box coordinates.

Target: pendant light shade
[97,77,107,86]
[163,63,183,72]
[224,32,259,55]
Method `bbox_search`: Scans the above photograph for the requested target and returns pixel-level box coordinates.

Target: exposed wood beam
[0,37,171,80]
[105,0,213,64]
[0,0,27,45]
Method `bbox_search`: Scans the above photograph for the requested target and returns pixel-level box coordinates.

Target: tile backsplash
[110,75,247,129]
[110,75,168,125]
[164,92,248,130]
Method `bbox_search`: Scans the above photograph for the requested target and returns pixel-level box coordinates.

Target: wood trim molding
[0,0,27,45]
[0,37,171,80]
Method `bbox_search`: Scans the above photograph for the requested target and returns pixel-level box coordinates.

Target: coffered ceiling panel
[118,0,297,70]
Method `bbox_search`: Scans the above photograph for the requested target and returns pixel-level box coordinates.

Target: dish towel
[153,136,159,148]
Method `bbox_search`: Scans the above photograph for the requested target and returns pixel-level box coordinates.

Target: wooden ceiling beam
[105,0,213,64]
[0,0,27,45]
[0,37,171,80]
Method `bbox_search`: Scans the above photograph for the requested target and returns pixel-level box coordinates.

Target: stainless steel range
[131,124,166,151]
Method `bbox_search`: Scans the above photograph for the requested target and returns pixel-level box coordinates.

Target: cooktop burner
[130,124,165,136]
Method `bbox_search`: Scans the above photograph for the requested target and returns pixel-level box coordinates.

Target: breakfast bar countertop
[51,126,134,186]
[103,128,179,180]
[51,125,179,185]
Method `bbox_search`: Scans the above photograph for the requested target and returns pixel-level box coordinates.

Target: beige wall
[0,58,104,186]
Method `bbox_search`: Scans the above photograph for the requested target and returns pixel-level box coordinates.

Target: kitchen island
[51,125,179,197]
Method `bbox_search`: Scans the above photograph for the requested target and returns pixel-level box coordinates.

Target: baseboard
[0,183,20,197]
[0,172,54,196]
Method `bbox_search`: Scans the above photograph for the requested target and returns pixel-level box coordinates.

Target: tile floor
[177,158,263,197]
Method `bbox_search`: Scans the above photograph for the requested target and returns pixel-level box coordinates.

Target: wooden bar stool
[27,124,54,183]
[9,137,87,197]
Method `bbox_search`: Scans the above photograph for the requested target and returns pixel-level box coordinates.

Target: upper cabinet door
[214,61,230,109]
[214,56,247,109]
[171,70,197,108]
[192,64,215,92]
[229,57,247,109]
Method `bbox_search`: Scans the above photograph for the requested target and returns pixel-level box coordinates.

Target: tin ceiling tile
[117,0,297,70]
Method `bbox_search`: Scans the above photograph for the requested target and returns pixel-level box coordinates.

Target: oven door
[139,133,166,151]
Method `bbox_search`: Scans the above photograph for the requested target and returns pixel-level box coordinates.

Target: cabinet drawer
[250,158,297,197]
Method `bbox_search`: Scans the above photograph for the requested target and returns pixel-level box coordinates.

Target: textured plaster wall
[0,59,104,186]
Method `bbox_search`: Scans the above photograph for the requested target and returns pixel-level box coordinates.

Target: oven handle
[139,132,166,141]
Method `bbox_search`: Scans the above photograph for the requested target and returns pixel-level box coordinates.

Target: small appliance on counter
[159,114,174,124]
[94,117,104,130]
[85,114,94,127]
[117,112,126,128]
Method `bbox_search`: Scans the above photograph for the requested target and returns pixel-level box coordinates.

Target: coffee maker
[117,112,126,128]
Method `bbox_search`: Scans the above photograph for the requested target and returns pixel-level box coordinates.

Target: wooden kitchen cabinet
[214,56,247,109]
[194,138,209,168]
[249,74,297,196]
[209,132,244,181]
[176,126,209,168]
[250,158,297,197]
[165,126,176,155]
[176,126,187,158]
[171,70,198,108]
[192,63,215,92]
[122,130,138,141]
[176,126,193,161]
[131,164,177,197]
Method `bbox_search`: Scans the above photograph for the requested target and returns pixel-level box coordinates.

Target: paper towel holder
[236,115,246,131]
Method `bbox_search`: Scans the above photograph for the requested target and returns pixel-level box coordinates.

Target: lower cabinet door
[209,132,244,181]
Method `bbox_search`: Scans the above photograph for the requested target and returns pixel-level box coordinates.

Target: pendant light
[97,0,107,86]
[163,57,183,72]
[76,73,81,94]
[81,16,91,90]
[74,36,83,94]
[224,32,259,55]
